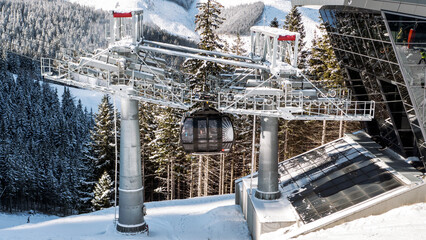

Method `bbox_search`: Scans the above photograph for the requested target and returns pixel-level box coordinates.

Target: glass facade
[320,6,426,159]
[383,11,426,156]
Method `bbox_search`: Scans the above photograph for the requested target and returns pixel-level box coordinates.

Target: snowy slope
[264,202,426,240]
[51,82,107,113]
[219,0,321,48]
[69,0,199,40]
[1,195,425,240]
[0,213,59,230]
[68,0,321,48]
[0,194,250,240]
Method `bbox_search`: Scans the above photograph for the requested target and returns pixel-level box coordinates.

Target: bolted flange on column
[117,89,147,233]
[255,114,281,200]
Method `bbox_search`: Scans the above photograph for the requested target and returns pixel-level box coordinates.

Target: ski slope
[0,194,426,240]
[1,194,425,240]
[0,194,250,240]
[51,82,106,113]
[69,0,199,40]
[68,0,321,47]
[219,0,321,48]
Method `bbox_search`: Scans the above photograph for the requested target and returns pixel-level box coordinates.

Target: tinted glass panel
[209,119,218,141]
[280,138,403,224]
[181,118,193,143]
[319,6,423,157]
[383,12,426,155]
[198,119,207,139]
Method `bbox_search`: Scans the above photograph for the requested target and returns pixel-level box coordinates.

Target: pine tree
[270,17,279,28]
[283,6,307,69]
[183,0,225,92]
[150,107,185,200]
[195,0,224,51]
[76,147,96,213]
[91,171,114,211]
[138,102,157,201]
[6,52,20,74]
[309,24,343,86]
[231,33,247,56]
[232,115,253,177]
[76,101,96,213]
[89,95,119,183]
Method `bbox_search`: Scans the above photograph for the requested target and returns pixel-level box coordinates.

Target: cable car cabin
[181,107,234,155]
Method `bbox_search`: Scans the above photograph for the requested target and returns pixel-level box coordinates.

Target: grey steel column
[117,91,146,233]
[255,115,280,200]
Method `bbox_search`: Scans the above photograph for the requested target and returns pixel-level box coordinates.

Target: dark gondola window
[182,118,193,143]
[181,107,234,154]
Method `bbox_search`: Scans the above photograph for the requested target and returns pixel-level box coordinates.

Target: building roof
[292,0,426,17]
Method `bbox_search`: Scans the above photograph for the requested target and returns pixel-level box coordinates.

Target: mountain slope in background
[217,2,265,35]
[69,0,199,40]
[68,0,321,48]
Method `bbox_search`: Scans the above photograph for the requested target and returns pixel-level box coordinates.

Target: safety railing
[217,86,375,120]
[40,57,192,109]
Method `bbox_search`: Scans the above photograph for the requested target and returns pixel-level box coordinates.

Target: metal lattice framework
[41,18,375,121]
[39,9,376,234]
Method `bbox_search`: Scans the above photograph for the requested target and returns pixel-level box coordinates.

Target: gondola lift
[180,104,234,155]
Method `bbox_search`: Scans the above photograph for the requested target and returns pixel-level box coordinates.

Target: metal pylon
[116,88,147,233]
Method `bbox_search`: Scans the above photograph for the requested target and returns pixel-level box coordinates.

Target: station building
[236,1,426,239]
[293,0,426,165]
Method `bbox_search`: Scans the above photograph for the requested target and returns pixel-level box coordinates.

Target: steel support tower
[117,88,146,232]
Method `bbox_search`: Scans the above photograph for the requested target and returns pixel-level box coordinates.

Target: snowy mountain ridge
[68,0,321,48]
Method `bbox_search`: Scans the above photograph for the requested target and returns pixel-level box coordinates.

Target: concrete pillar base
[117,222,148,233]
[255,189,281,200]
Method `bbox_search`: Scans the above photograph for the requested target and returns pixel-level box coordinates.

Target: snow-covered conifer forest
[0,52,94,214]
[0,0,195,58]
[216,2,264,35]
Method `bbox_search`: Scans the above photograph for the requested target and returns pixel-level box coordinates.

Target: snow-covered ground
[1,194,425,240]
[68,0,321,48]
[265,202,426,240]
[0,212,59,230]
[0,194,250,240]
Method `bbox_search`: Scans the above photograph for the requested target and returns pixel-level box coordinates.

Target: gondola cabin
[181,107,234,154]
